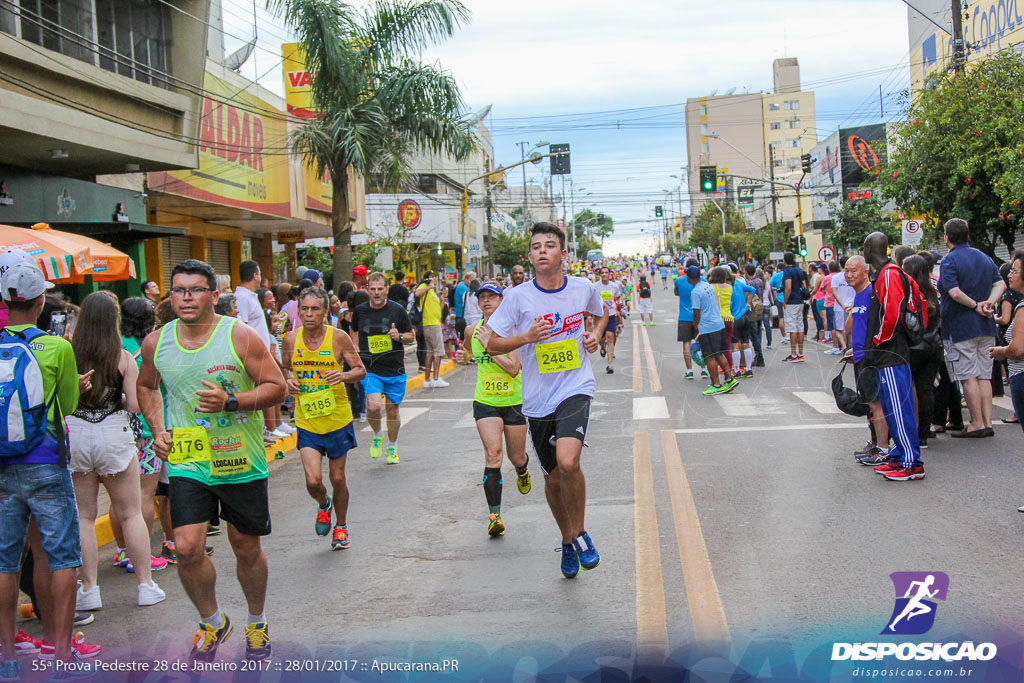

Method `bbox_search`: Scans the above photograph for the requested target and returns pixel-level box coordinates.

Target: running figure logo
[881,572,949,635]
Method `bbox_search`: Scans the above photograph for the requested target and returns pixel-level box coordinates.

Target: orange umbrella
[0,223,92,280]
[29,224,138,282]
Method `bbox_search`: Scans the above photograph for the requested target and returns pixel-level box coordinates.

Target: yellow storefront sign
[148,72,290,218]
[282,42,316,120]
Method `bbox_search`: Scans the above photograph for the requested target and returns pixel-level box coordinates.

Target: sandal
[1001,416,1019,424]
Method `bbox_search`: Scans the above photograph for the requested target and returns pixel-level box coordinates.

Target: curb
[94,361,458,548]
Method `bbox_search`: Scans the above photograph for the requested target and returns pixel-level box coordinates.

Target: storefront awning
[2,221,185,241]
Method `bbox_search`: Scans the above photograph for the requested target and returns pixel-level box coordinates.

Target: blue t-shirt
[782,266,807,305]
[768,272,784,304]
[938,244,1001,343]
[674,275,702,321]
[730,280,756,319]
[851,285,873,364]
[691,281,725,335]
[454,281,469,318]
[660,267,669,279]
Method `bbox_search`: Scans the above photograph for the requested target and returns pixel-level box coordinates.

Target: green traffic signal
[699,165,716,194]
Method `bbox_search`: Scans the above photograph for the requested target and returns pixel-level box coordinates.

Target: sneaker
[72,613,93,627]
[190,615,232,664]
[683,370,694,380]
[269,429,288,439]
[873,461,902,475]
[39,633,102,661]
[722,378,739,393]
[558,543,580,579]
[432,378,450,388]
[515,468,532,494]
[702,384,722,396]
[782,355,796,362]
[159,542,177,565]
[884,466,926,481]
[205,546,214,556]
[781,337,790,344]
[488,513,505,537]
[858,453,888,466]
[793,355,806,362]
[574,531,600,570]
[111,549,129,568]
[423,379,436,388]
[853,441,878,457]
[0,659,17,683]
[137,582,166,607]
[243,622,271,661]
[700,368,709,379]
[386,445,399,465]
[599,347,606,357]
[739,369,754,378]
[75,584,101,612]
[15,631,41,655]
[359,413,367,422]
[369,436,384,459]
[315,503,332,537]
[126,556,168,574]
[331,525,350,550]
[605,366,614,374]
[278,423,297,434]
[261,428,277,444]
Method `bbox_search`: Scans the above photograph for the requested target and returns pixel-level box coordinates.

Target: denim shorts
[0,464,82,573]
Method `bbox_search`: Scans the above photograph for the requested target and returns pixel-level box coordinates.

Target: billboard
[282,42,316,120]
[148,72,290,217]
[365,194,477,244]
[839,124,887,187]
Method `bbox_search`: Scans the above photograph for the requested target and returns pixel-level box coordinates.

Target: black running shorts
[698,328,729,359]
[677,320,698,343]
[473,401,527,426]
[732,316,751,344]
[168,477,271,536]
[526,394,592,475]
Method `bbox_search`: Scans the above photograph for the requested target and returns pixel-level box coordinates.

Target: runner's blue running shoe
[575,531,600,570]
[559,542,580,579]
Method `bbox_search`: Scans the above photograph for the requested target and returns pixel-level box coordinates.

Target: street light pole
[711,197,726,235]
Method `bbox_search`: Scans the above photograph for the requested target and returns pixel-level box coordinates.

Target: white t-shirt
[463,290,483,326]
[487,276,605,417]
[830,272,856,308]
[596,281,622,317]
[234,285,271,349]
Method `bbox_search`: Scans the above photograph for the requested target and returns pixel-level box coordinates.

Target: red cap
[353,264,368,276]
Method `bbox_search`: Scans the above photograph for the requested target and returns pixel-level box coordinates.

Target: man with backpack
[0,257,89,679]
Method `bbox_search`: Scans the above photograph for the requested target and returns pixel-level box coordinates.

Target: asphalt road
[28,281,1023,678]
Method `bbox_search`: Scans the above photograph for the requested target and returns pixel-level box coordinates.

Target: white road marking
[793,391,843,414]
[599,388,635,393]
[453,412,476,429]
[633,396,670,420]
[399,398,473,403]
[993,396,1014,412]
[359,406,429,432]
[712,393,759,417]
[674,423,864,435]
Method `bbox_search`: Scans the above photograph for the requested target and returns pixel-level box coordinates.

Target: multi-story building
[685,58,817,251]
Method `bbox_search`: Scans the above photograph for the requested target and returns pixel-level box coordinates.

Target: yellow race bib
[600,290,614,301]
[480,372,515,398]
[368,334,393,354]
[168,426,211,464]
[300,387,337,418]
[537,338,581,374]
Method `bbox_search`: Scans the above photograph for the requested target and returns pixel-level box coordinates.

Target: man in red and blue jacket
[861,232,927,481]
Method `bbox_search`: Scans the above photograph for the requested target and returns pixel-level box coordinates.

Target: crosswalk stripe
[993,396,1014,412]
[452,412,476,429]
[792,391,843,414]
[633,396,670,420]
[359,406,429,432]
[712,393,759,417]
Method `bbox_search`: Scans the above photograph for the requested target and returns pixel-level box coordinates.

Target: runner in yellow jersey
[455,282,532,537]
[281,287,365,551]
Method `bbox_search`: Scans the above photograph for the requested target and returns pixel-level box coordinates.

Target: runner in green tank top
[137,259,287,664]
[455,282,531,538]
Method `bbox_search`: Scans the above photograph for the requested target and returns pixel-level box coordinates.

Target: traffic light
[799,235,808,257]
[788,235,799,253]
[801,153,812,174]
[655,205,663,217]
[550,144,571,175]
[699,165,716,193]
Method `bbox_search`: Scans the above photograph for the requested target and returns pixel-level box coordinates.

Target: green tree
[269,0,476,281]
[688,201,746,251]
[572,209,613,245]
[489,231,530,272]
[827,194,899,251]
[879,51,1024,257]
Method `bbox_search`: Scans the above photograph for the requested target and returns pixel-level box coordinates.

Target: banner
[282,42,316,120]
[148,72,290,218]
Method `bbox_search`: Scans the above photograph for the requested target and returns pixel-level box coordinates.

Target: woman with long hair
[707,266,735,378]
[69,292,165,610]
[902,255,943,449]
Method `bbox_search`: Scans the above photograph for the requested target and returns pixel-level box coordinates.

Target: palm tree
[267,0,476,280]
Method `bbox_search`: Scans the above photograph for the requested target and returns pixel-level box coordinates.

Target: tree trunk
[331,167,353,285]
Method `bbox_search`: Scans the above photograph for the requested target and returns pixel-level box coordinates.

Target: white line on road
[712,393,759,417]
[633,431,669,657]
[452,412,476,429]
[993,396,1014,412]
[633,396,670,420]
[399,398,473,403]
[792,391,843,414]
[599,388,635,393]
[359,406,429,432]
[674,423,864,435]
[639,323,662,393]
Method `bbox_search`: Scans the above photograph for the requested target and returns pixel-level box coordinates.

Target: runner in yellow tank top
[281,287,365,551]
[455,282,532,538]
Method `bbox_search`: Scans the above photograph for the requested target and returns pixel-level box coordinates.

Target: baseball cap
[304,268,323,283]
[0,248,33,279]
[475,282,503,298]
[685,265,701,278]
[1,261,54,302]
[352,264,368,277]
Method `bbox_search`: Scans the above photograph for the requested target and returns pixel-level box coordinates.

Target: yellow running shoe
[515,468,532,494]
[190,614,232,663]
[487,513,505,537]
[369,436,383,459]
[243,621,271,660]
[386,445,399,464]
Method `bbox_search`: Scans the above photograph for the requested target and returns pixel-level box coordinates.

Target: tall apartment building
[685,58,816,246]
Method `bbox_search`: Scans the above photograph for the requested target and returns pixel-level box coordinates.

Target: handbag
[831,361,873,417]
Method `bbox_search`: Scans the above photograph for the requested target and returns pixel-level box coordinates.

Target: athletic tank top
[470,322,522,407]
[713,284,734,322]
[154,317,266,485]
[291,326,352,434]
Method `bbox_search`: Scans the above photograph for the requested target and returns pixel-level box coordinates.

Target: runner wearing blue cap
[456,282,531,537]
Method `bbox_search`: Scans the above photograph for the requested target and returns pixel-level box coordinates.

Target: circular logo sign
[397,199,422,230]
[818,245,835,262]
[905,219,921,234]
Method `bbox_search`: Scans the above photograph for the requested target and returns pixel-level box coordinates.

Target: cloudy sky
[225,0,922,255]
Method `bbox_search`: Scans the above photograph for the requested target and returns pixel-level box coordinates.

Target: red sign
[847,135,881,174]
[847,189,873,202]
[397,199,422,229]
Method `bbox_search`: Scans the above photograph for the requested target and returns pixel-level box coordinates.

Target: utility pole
[516,141,530,223]
[769,145,779,251]
[951,0,966,72]
[485,183,494,277]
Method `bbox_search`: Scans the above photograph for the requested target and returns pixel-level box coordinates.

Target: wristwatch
[224,392,239,412]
